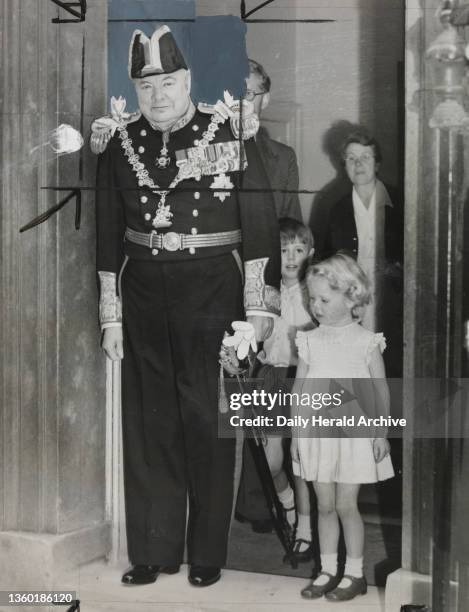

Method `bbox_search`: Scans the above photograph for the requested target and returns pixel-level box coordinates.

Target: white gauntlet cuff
[98,271,122,329]
[244,258,280,316]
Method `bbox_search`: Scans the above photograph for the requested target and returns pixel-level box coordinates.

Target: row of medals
[151,129,223,229]
[149,122,235,229]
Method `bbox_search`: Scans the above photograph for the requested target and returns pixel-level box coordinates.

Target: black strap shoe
[301,572,341,599]
[325,575,367,601]
[121,564,180,585]
[188,565,221,587]
[290,538,314,563]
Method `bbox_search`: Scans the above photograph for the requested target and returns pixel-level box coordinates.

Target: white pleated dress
[294,322,394,484]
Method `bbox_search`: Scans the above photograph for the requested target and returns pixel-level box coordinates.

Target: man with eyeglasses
[244,59,302,221]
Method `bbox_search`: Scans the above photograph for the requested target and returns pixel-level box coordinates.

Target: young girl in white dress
[291,252,394,602]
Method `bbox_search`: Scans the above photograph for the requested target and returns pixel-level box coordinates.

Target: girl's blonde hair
[306,252,371,320]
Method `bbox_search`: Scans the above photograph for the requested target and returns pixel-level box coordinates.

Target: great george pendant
[156,133,171,168]
[152,191,173,228]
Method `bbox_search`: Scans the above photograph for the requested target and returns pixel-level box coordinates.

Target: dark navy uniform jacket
[96,108,281,326]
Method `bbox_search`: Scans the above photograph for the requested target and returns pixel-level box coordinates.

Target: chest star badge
[210,173,234,202]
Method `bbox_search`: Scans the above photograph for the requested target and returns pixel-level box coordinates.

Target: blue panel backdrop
[108,0,249,113]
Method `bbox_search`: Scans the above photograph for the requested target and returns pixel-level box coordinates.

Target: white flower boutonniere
[223,321,257,360]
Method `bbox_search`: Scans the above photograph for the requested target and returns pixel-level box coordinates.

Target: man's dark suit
[257,128,302,221]
[235,128,302,526]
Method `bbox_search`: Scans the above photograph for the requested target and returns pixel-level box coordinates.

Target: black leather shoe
[300,572,341,599]
[188,565,221,587]
[235,512,273,533]
[121,564,180,585]
[325,575,367,601]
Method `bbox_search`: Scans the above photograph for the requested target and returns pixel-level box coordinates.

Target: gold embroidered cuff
[244,258,280,316]
[98,271,122,329]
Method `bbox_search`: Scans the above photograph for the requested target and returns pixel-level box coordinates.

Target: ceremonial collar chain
[117,111,224,228]
[147,101,197,168]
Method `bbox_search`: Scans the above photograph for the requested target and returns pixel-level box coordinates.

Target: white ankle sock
[344,555,363,578]
[278,485,295,526]
[295,513,311,552]
[313,553,337,584]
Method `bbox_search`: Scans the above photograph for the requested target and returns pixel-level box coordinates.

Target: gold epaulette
[90,95,141,155]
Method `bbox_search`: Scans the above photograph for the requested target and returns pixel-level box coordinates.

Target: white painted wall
[197,0,404,226]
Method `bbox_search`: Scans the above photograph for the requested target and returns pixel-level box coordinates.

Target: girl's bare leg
[336,483,363,558]
[335,483,365,587]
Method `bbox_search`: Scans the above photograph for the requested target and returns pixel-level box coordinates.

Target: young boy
[236,217,316,560]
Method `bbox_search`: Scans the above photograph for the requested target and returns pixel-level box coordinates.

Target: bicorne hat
[128,26,188,79]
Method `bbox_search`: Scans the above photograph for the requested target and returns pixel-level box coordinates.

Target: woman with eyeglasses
[321,131,403,376]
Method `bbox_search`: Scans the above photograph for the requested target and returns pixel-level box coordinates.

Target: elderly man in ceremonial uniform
[92,26,280,587]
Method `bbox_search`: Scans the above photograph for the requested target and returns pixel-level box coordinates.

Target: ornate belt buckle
[162,232,182,251]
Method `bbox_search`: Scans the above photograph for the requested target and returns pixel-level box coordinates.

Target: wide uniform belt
[125,227,242,252]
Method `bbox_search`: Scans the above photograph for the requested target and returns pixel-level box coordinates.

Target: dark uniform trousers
[121,253,243,566]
